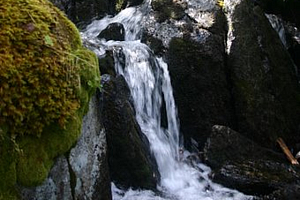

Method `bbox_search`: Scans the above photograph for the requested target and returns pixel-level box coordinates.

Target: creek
[82,1,251,199]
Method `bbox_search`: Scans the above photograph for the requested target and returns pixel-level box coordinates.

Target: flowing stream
[82,1,251,199]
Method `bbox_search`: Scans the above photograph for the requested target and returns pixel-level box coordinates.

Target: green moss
[116,0,125,12]
[16,113,82,186]
[0,0,86,136]
[0,0,100,194]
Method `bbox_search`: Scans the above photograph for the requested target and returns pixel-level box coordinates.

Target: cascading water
[82,1,252,199]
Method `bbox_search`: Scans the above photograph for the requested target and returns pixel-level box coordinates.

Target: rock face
[69,94,111,200]
[49,0,116,29]
[101,75,159,190]
[226,0,300,149]
[166,16,234,149]
[20,95,112,200]
[97,23,125,41]
[204,125,300,197]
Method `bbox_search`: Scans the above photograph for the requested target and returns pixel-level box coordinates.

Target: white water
[83,1,251,199]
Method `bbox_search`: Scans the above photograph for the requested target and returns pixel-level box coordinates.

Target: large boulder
[101,75,159,189]
[167,34,234,149]
[164,6,233,149]
[204,125,300,197]
[0,0,100,198]
[225,0,300,149]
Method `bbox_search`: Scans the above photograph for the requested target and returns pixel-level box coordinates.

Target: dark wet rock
[97,23,125,41]
[101,75,159,189]
[127,0,144,7]
[49,0,116,29]
[266,14,300,80]
[227,0,300,149]
[141,33,166,56]
[116,0,144,12]
[255,0,300,29]
[20,94,112,200]
[166,13,233,149]
[261,184,300,200]
[204,125,300,196]
[151,0,187,22]
[99,51,116,76]
[286,24,300,77]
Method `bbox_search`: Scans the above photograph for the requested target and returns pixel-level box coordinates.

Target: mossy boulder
[0,0,100,198]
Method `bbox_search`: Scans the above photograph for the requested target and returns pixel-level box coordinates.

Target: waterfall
[82,1,251,199]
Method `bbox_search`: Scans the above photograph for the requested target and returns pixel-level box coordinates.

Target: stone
[49,0,116,29]
[101,75,159,190]
[204,125,300,196]
[226,0,300,149]
[166,14,233,149]
[69,94,111,200]
[19,94,112,200]
[97,23,125,41]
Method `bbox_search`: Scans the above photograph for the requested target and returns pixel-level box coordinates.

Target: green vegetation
[0,0,100,198]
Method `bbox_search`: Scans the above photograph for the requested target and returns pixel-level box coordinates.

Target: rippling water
[82,1,252,199]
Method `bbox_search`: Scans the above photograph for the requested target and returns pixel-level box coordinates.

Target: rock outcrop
[226,0,300,149]
[204,125,300,198]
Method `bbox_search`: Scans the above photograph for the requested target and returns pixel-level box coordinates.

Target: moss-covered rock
[0,0,100,197]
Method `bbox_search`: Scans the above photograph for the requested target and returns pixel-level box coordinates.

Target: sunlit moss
[0,0,91,136]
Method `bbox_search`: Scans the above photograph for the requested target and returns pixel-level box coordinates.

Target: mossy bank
[0,0,100,198]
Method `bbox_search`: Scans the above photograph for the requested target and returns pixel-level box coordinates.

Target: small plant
[217,0,225,9]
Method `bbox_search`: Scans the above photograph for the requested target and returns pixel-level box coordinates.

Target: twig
[277,137,299,165]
